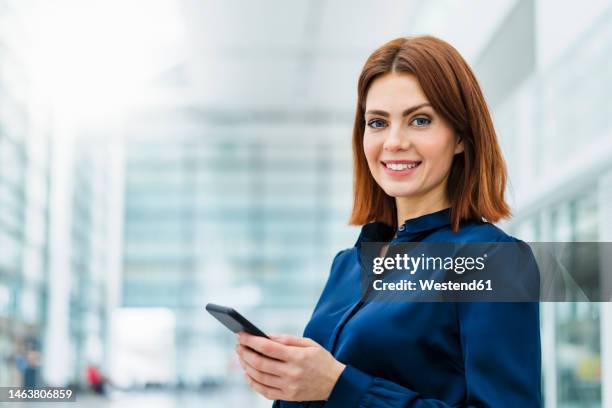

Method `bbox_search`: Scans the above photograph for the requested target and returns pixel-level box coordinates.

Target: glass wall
[0,1,50,388]
[68,139,112,386]
[510,190,603,407]
[0,1,120,389]
[121,130,355,386]
[493,3,612,407]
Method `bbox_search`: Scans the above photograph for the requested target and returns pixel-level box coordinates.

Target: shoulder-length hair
[349,35,511,232]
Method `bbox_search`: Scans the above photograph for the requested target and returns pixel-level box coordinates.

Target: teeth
[385,162,419,171]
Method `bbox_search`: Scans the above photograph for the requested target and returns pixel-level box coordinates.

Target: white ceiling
[111,0,519,133]
[8,0,518,130]
[175,0,418,113]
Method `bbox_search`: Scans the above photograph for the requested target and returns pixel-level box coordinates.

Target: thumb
[269,334,316,347]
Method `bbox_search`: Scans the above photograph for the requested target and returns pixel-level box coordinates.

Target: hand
[235,332,346,401]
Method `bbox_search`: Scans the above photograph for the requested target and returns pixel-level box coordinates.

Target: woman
[235,36,542,407]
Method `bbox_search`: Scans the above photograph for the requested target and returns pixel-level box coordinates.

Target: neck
[395,190,450,227]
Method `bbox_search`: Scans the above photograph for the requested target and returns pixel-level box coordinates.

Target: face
[363,72,463,203]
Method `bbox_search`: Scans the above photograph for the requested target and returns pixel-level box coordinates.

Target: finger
[238,333,291,360]
[268,334,316,347]
[238,349,286,388]
[241,359,284,389]
[237,345,287,376]
[236,353,246,370]
[244,373,284,400]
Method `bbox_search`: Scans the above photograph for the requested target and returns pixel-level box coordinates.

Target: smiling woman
[235,35,542,408]
[361,73,464,225]
[350,36,510,233]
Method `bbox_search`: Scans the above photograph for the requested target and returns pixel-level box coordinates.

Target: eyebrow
[365,103,431,118]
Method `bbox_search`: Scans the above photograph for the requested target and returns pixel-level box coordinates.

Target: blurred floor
[18,387,272,408]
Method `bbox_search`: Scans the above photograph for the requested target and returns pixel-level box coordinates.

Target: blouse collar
[354,207,452,246]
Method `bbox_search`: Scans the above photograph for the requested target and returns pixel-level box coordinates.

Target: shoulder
[316,247,360,294]
[454,221,540,295]
[442,220,522,243]
[330,247,356,268]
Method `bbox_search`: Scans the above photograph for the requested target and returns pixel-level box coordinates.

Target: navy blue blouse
[274,208,542,407]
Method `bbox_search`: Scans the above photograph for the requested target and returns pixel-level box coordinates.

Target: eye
[367,119,387,129]
[411,116,431,127]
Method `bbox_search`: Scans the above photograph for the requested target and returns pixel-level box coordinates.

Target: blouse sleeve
[324,301,542,407]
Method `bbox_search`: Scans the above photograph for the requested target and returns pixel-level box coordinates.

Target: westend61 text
[373,279,493,292]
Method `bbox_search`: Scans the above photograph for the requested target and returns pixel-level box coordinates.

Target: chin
[380,186,420,198]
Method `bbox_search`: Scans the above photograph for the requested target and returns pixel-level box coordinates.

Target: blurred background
[0,0,611,407]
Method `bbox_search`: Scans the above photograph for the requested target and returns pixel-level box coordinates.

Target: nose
[383,124,409,152]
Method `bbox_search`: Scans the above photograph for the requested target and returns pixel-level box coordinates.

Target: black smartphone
[205,303,269,338]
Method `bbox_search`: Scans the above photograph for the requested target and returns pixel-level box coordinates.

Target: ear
[454,135,464,154]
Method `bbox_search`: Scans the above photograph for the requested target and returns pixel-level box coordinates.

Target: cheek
[363,136,380,166]
[419,135,457,168]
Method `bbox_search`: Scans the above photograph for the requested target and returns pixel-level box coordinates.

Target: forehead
[365,72,428,109]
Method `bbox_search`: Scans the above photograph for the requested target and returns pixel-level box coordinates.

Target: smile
[385,162,419,170]
[381,160,422,176]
